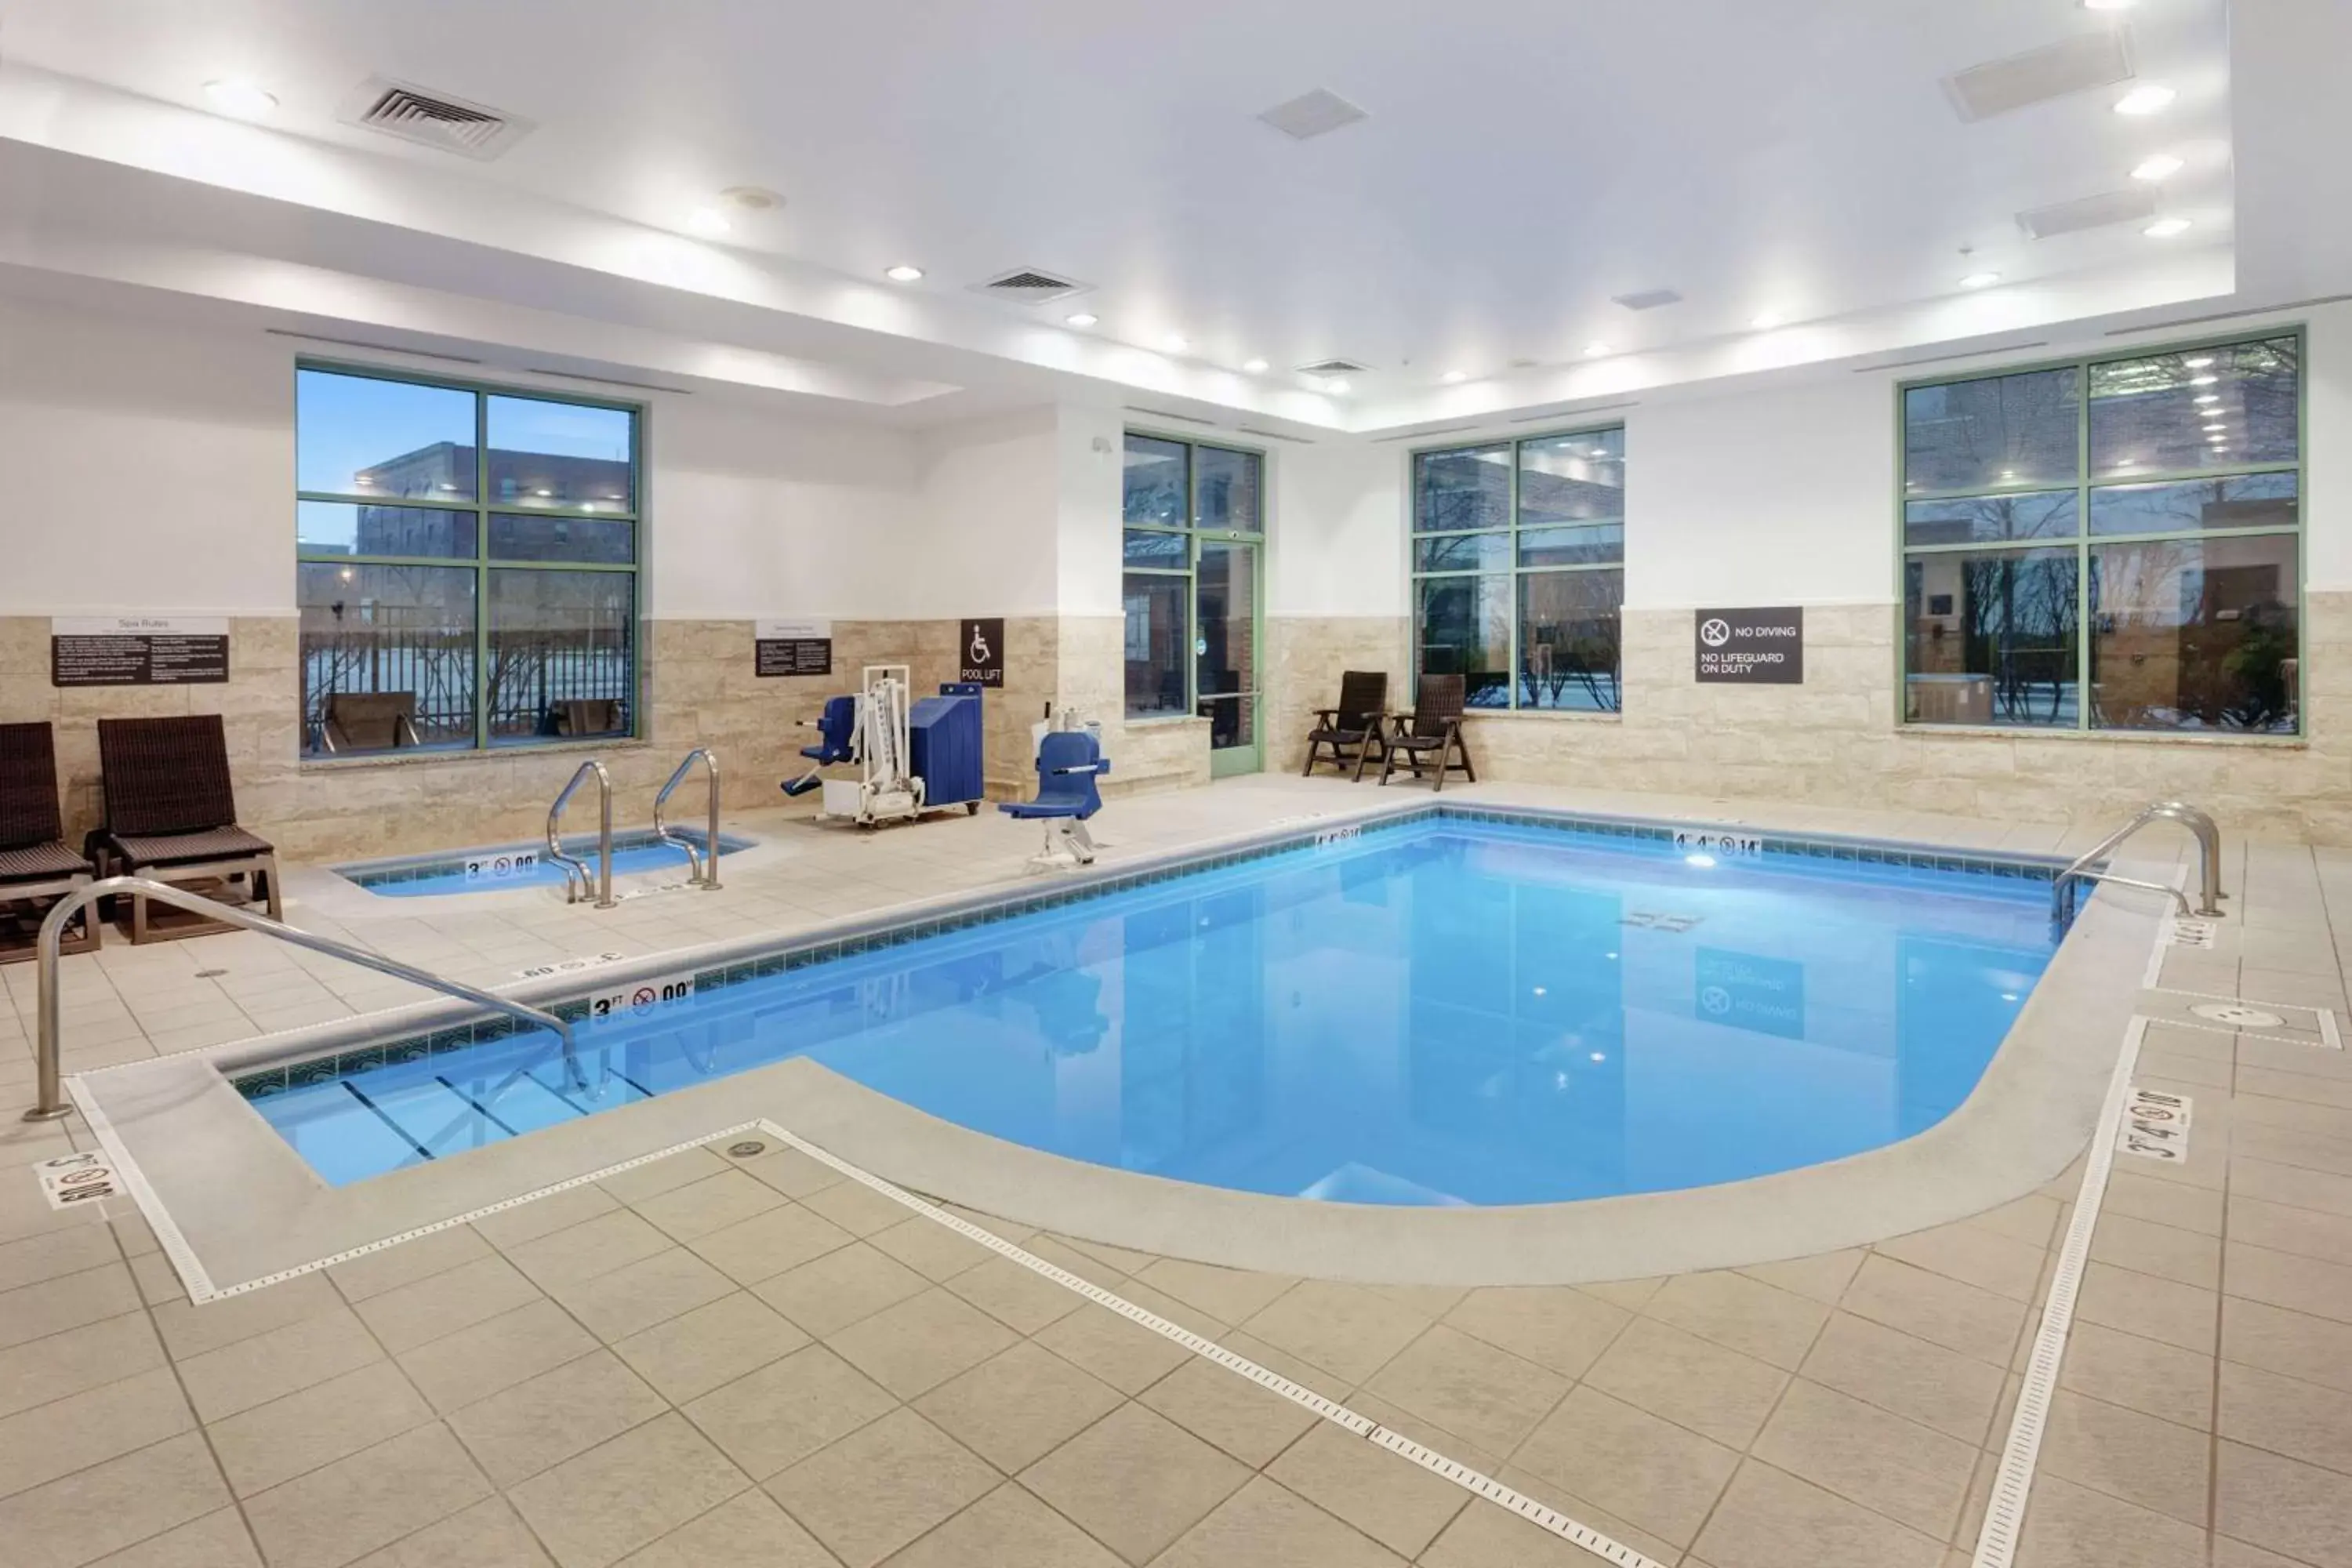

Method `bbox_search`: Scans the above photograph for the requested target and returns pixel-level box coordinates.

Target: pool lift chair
[782,695,859,798]
[796,666,985,829]
[1003,728,1111,869]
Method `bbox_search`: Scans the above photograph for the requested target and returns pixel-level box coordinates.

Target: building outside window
[294,365,641,757]
[1120,433,1266,774]
[1410,428,1624,711]
[1900,334,2302,734]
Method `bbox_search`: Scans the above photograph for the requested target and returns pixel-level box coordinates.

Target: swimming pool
[243,812,2060,1200]
[336,829,756,897]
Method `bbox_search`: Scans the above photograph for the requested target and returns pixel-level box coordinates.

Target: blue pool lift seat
[782,695,859,797]
[1001,730,1110,866]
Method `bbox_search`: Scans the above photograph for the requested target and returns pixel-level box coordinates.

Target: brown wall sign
[1694,607,1803,685]
[960,618,1005,688]
[754,618,833,677]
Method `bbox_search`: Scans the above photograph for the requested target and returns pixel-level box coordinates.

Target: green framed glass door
[1195,537,1262,775]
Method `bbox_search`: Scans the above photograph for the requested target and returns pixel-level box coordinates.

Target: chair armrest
[1050,762,1109,776]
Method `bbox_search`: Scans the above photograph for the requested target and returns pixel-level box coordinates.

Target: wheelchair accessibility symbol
[968,626,993,665]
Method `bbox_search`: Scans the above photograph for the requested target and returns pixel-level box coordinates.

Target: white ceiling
[0,0,2340,433]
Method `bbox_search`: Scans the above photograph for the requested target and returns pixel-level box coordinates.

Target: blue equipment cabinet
[909,682,985,815]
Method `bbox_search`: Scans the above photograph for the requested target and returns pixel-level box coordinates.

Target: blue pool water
[248,817,2060,1201]
[339,829,753,897]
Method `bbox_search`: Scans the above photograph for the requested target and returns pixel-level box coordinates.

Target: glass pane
[485,397,635,513]
[2089,336,2299,479]
[1414,444,1512,532]
[1518,523,1624,567]
[297,501,475,560]
[2089,473,2299,537]
[1123,572,1189,717]
[1414,532,1511,573]
[1414,575,1512,709]
[1517,429,1625,528]
[298,562,476,755]
[1904,547,2080,728]
[1198,694,1258,752]
[1123,434,1188,527]
[485,568,635,743]
[1195,447,1262,532]
[1903,368,2079,495]
[1195,541,1258,740]
[297,369,476,500]
[1903,491,2078,546]
[2091,535,2299,733]
[1123,528,1189,568]
[1519,570,1623,712]
[489,513,633,564]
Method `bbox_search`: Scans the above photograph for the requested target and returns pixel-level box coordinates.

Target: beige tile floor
[1,775,2347,1567]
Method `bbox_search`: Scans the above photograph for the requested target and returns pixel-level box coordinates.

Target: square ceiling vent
[2016,188,2161,239]
[339,77,533,159]
[1295,358,1370,377]
[1611,289,1683,311]
[1258,89,1369,141]
[967,268,1093,306]
[1944,31,2133,122]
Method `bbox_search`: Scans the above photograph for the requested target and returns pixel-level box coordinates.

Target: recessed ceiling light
[2189,374,2220,386]
[1958,271,2002,289]
[2143,216,2192,238]
[1241,358,1269,374]
[2183,356,2216,368]
[2114,83,2177,116]
[1583,341,1613,358]
[1750,312,1784,330]
[884,264,925,283]
[2082,0,2136,9]
[1162,333,1189,353]
[202,79,278,115]
[2131,154,2185,183]
[1441,369,1468,384]
[687,207,732,237]
[1063,311,1098,328]
[2194,393,2220,404]
[1323,378,1352,395]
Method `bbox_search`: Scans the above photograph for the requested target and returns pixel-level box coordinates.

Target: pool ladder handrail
[546,760,617,909]
[653,748,723,891]
[2053,800,2225,924]
[22,876,586,1123]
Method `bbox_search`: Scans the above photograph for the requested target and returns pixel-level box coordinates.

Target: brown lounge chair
[1377,673,1477,792]
[553,699,626,738]
[320,692,422,753]
[1302,670,1389,780]
[0,723,97,962]
[89,715,281,942]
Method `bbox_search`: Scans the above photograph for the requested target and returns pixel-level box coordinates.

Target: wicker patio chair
[89,715,281,942]
[0,723,97,961]
[1301,670,1390,780]
[1377,673,1476,792]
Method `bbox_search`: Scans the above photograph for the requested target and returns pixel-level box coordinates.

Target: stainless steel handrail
[546,760,616,909]
[22,877,586,1123]
[2053,800,2225,924]
[653,749,723,891]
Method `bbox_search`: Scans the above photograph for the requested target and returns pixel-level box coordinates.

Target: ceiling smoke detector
[1943,31,2134,122]
[341,77,533,159]
[967,267,1094,306]
[1256,89,1370,141]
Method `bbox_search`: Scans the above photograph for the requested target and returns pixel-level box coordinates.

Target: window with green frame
[1120,432,1263,723]
[1410,428,1624,711]
[294,365,642,757]
[1900,334,2301,734]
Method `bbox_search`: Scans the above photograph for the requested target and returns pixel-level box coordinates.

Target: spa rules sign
[1694,607,1803,684]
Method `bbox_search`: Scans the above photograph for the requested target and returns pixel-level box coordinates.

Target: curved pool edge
[753,876,2162,1285]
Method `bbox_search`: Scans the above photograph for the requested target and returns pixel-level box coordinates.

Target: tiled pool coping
[332,827,757,890]
[232,801,2074,1101]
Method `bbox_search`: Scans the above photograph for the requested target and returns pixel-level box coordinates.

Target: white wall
[1055,405,1125,618]
[1269,443,1406,618]
[904,408,1064,619]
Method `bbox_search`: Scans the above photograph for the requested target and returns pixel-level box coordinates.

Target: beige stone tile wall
[1268,595,2352,841]
[0,613,1213,862]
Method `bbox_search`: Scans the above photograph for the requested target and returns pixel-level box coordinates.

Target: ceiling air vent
[1944,31,2132,122]
[968,267,1093,306]
[1257,89,1369,141]
[2016,188,2161,240]
[1611,289,1682,311]
[342,78,532,160]
[1295,358,1370,377]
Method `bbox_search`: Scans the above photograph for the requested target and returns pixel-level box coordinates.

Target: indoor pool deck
[3,775,2350,1568]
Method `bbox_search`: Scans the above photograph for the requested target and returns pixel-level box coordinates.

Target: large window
[296,366,641,757]
[1901,336,2301,734]
[1121,434,1265,771]
[1411,428,1624,711]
